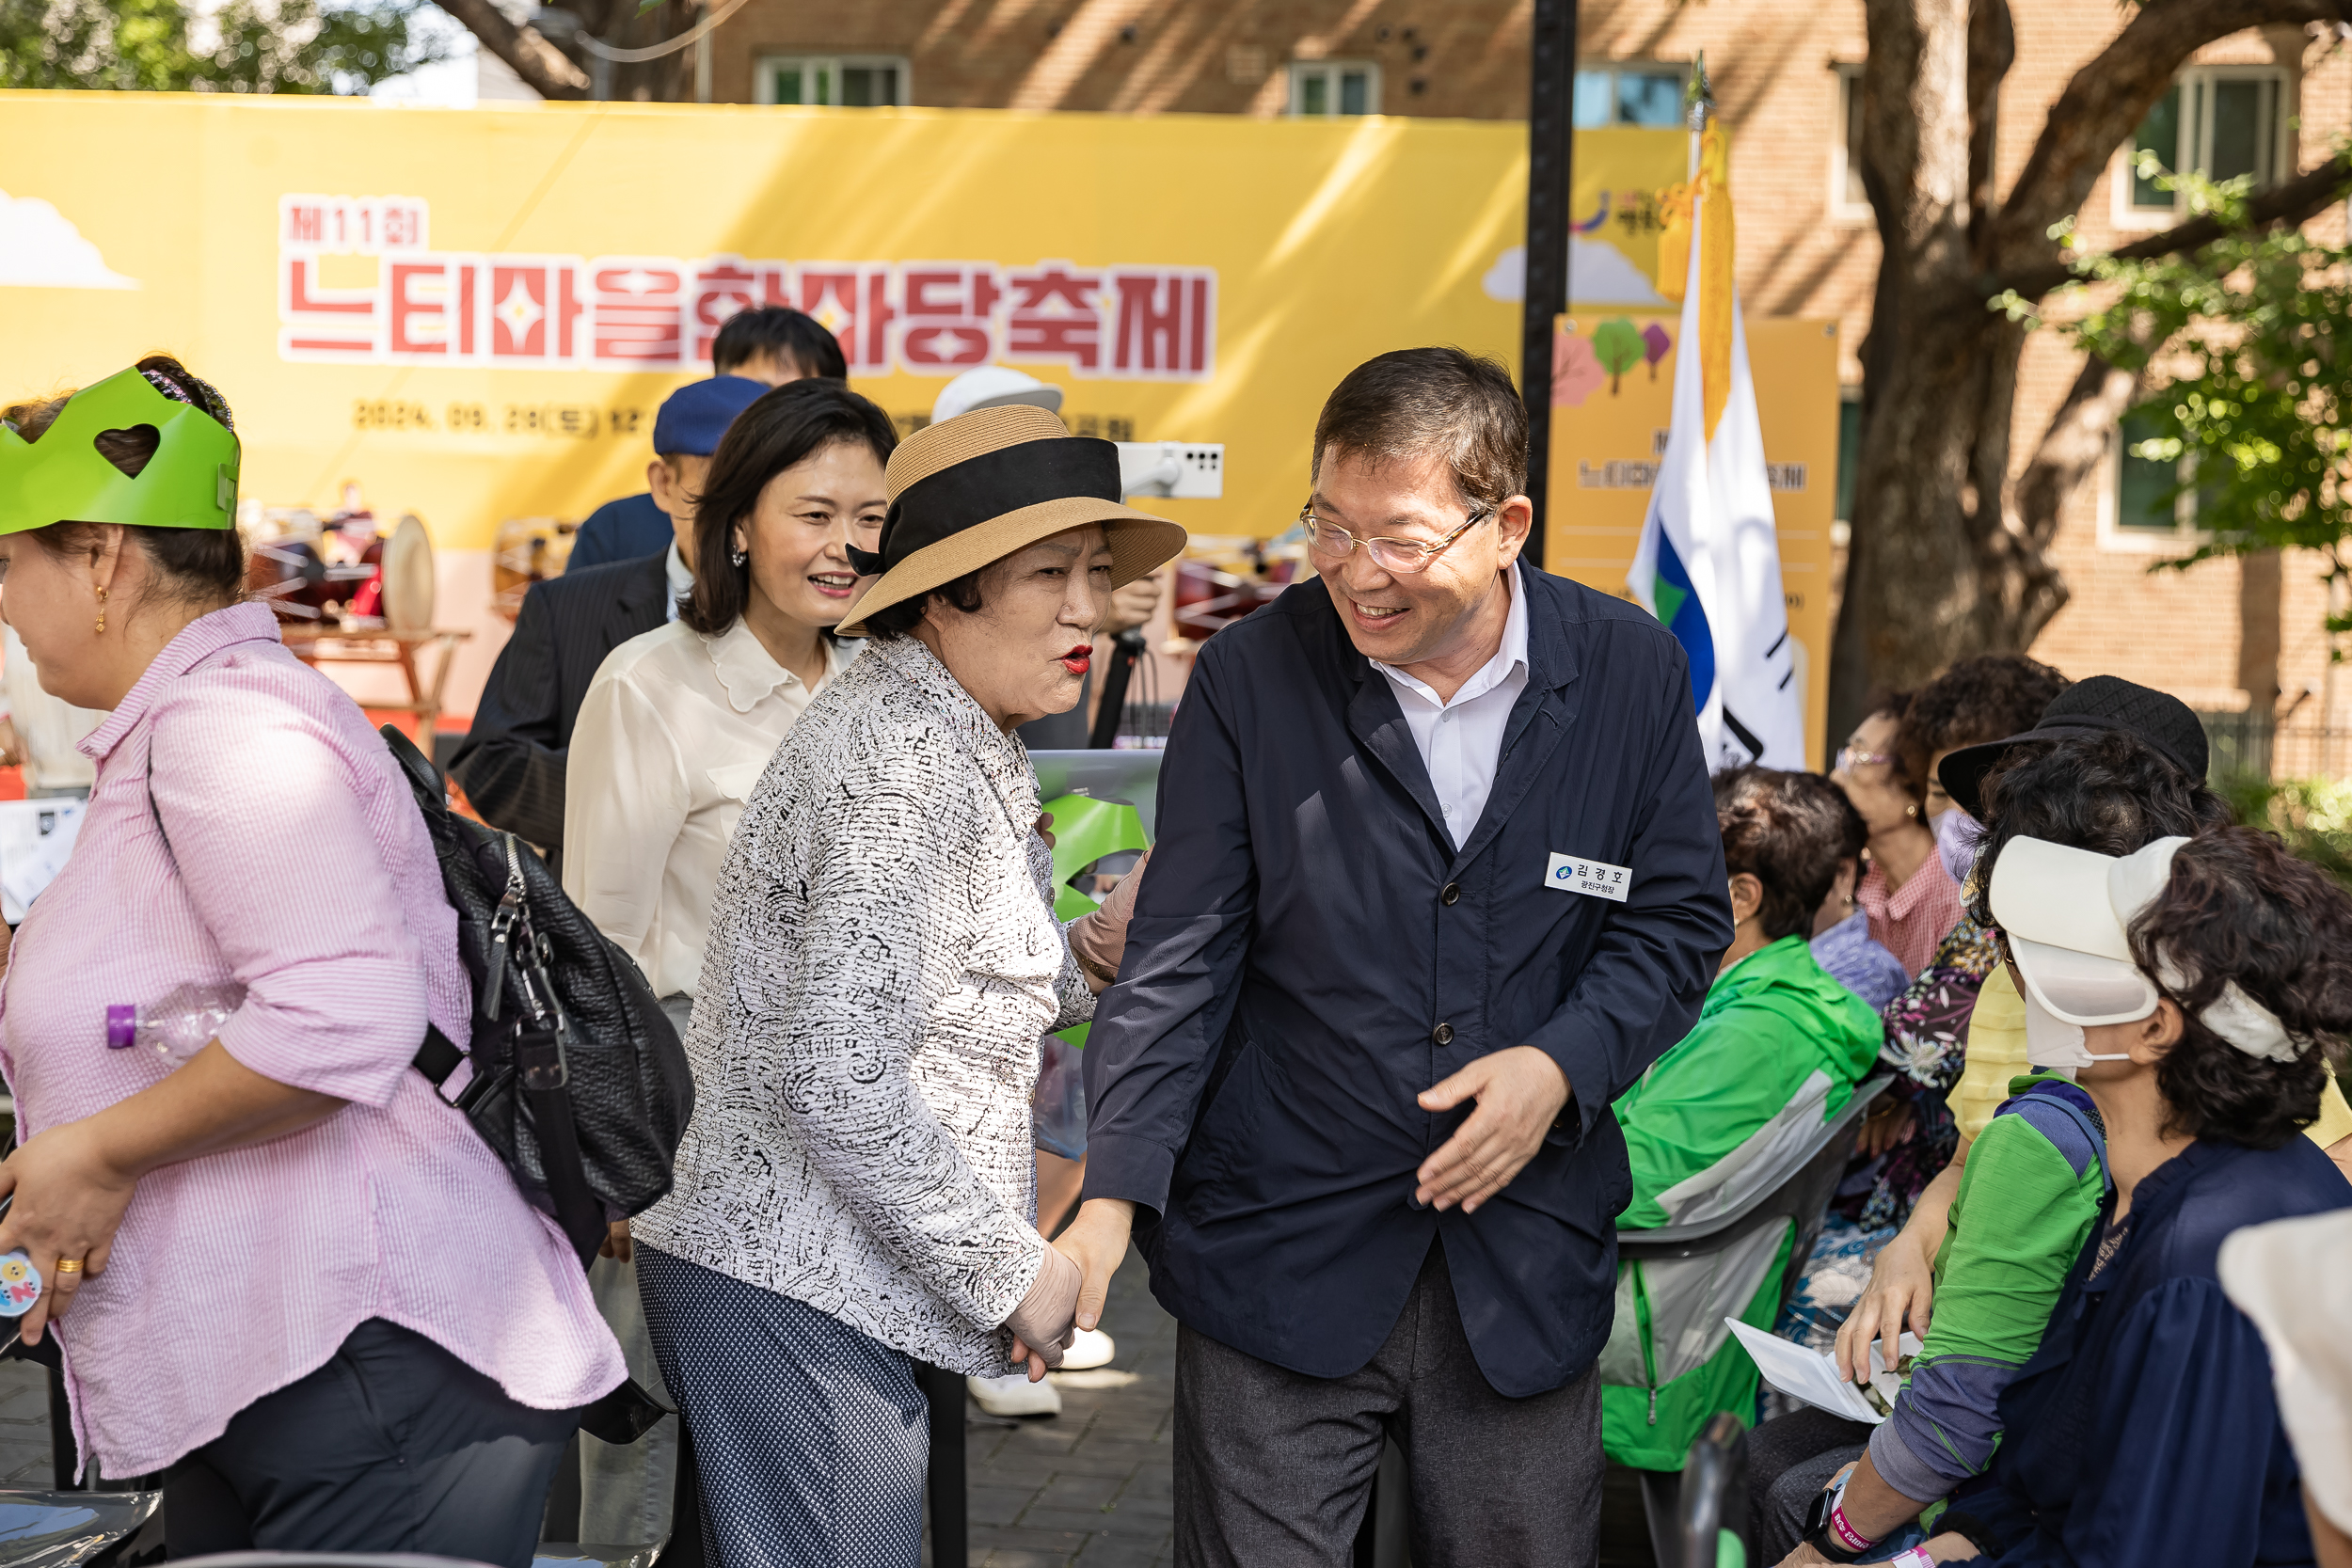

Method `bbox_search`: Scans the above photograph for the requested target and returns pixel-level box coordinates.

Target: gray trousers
[1172,1243,1604,1568]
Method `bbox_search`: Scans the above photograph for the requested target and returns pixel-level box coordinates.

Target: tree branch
[432,0,590,98]
[1992,150,2352,300]
[1987,0,2352,273]
[1964,0,2015,256]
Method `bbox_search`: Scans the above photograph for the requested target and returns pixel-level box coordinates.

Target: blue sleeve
[1080,641,1258,1217]
[1521,639,1732,1134]
[1994,1278,2292,1567]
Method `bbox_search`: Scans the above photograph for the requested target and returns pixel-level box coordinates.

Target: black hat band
[856,436,1123,579]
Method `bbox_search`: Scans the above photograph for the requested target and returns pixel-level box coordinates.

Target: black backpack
[382,724,695,1268]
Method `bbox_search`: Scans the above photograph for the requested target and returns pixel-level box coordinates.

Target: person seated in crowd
[448,374,770,856]
[567,307,847,569]
[1775,660,2084,1356]
[1809,788,1910,1011]
[1911,655,2070,884]
[1599,768,1882,1472]
[1830,693,1963,980]
[1783,821,2352,1567]
[1755,725,2219,1559]
[2221,1202,2352,1568]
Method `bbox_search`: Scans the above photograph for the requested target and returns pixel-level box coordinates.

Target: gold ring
[54,1259,82,1275]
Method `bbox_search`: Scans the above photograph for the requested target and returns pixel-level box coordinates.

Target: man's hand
[601,1218,632,1262]
[1415,1046,1570,1213]
[1056,1197,1135,1333]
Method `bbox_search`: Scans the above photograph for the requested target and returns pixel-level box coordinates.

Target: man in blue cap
[566,308,845,568]
[450,373,771,856]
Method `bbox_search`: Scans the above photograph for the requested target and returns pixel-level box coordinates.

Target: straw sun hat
[837,403,1186,639]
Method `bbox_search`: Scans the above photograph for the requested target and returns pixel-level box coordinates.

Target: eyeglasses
[1297,501,1494,575]
[1836,746,1899,773]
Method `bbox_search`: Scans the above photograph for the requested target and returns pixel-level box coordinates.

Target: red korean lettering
[588,257,687,365]
[1005,261,1103,372]
[1109,268,1216,379]
[898,262,1001,371]
[488,259,585,364]
[278,254,378,361]
[690,256,761,364]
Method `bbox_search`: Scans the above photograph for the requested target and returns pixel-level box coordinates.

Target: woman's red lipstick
[1060,643,1093,675]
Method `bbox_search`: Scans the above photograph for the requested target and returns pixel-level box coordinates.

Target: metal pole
[694,0,713,102]
[1519,0,1579,571]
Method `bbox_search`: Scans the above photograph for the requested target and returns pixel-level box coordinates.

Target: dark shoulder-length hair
[680,379,897,637]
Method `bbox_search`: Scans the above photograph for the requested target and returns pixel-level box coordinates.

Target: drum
[491,517,577,623]
[377,514,437,632]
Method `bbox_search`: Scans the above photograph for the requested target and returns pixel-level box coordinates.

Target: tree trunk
[1826,0,2352,743]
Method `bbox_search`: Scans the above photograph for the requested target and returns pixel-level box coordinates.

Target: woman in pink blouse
[1829,693,1963,976]
[0,359,622,1564]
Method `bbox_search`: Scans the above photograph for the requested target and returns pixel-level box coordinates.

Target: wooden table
[278,625,472,736]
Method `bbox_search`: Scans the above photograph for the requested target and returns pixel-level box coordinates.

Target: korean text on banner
[1626,122,1806,769]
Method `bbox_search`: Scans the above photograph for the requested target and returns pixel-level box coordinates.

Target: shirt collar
[81,601,283,763]
[703,620,854,714]
[1370,562,1529,708]
[663,541,691,622]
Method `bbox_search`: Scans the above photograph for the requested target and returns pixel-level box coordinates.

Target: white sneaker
[966,1370,1062,1418]
[1061,1326,1117,1370]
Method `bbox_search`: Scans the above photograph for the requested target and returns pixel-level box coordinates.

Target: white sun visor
[1989,834,2191,963]
[2008,935,2161,1028]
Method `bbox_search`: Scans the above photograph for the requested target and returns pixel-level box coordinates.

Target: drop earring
[93,587,108,635]
[730,544,748,568]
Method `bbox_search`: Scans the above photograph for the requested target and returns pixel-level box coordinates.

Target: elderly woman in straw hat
[628,404,1184,1564]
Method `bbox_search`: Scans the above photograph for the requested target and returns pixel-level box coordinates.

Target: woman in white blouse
[629,404,1182,1568]
[563,378,893,1015]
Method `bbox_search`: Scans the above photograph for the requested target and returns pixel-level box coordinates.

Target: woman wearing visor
[629,404,1182,1566]
[1774,821,2352,1568]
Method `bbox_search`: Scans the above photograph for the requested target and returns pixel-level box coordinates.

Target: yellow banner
[1546,312,1841,768]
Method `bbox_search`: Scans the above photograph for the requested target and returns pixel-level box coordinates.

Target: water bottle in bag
[104,983,243,1068]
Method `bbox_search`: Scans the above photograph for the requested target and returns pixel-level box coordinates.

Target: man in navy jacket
[1064,349,1731,1564]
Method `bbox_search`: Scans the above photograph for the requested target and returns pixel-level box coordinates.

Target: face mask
[1934,808,1982,887]
[2021,987,2134,1075]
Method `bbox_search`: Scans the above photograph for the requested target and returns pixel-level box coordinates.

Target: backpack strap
[1997,1078,2113,1197]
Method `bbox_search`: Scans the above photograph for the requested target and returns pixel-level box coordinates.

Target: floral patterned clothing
[1830,912,2003,1233]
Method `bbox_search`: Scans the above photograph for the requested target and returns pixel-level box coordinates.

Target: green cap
[0,367,240,536]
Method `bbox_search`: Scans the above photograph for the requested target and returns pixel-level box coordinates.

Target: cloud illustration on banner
[1480,240,1667,309]
[0,192,137,290]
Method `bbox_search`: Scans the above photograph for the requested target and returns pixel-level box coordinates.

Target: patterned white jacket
[633,634,1092,1373]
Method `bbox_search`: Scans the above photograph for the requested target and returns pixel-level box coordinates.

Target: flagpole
[1685,52,1712,176]
[1518,0,1579,571]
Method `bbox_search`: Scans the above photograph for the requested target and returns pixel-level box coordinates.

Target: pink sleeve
[146,674,427,1106]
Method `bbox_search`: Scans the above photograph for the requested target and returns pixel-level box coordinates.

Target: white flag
[1627,125,1805,770]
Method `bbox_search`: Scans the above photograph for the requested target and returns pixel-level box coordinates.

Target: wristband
[1825,1497,1873,1554]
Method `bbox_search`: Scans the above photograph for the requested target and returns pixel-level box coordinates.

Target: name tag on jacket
[1546,852,1629,902]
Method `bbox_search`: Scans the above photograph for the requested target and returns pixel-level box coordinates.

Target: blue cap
[651,375,769,458]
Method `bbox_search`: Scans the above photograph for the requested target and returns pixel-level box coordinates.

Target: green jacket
[1600,935,1883,1469]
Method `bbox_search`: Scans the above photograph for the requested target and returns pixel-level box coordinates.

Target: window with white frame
[1830,66,1870,221]
[2105,406,2218,546]
[755,55,910,107]
[1572,64,1686,129]
[1289,60,1379,117]
[2116,66,2290,225]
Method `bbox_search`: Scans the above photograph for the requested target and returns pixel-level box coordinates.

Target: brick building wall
[688,1,2351,757]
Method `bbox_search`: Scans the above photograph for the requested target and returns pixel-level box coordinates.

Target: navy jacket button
[1433,1022,1454,1046]
[1441,881,1461,906]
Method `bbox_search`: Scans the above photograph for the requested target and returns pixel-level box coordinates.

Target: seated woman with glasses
[1830,697,1963,978]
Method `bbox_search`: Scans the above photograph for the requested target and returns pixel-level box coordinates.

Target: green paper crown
[0,367,240,535]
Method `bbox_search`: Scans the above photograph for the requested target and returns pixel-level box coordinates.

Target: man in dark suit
[450,375,771,852]
[1061,349,1733,1564]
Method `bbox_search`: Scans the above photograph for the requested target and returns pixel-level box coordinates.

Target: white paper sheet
[1726,1318,1922,1426]
[0,799,85,925]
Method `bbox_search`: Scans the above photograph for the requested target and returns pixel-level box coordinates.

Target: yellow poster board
[1546,312,1842,768]
[0,94,1705,548]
